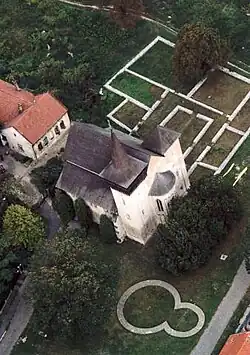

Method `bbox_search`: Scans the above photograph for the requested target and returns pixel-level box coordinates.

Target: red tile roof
[0,80,67,144]
[220,332,250,355]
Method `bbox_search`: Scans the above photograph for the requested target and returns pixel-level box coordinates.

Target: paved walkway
[191,261,250,355]
[117,280,205,338]
[0,279,33,355]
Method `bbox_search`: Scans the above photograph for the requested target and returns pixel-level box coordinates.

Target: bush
[157,176,243,275]
[99,215,117,244]
[75,198,92,230]
[30,157,63,195]
[3,204,45,249]
[52,190,75,226]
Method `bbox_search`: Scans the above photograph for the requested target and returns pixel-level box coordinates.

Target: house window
[43,136,48,146]
[55,125,60,135]
[38,142,43,151]
[156,199,164,212]
[17,144,24,153]
[14,133,16,137]
[60,120,66,129]
[1,135,7,142]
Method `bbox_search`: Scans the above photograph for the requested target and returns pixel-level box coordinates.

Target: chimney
[18,103,23,114]
[12,80,21,91]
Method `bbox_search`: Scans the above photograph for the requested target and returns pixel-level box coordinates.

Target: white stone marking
[117,280,205,338]
[223,163,235,177]
[107,114,132,133]
[228,91,250,122]
[183,146,193,159]
[187,76,208,98]
[104,84,150,111]
[215,127,250,175]
[226,125,245,136]
[188,162,198,177]
[108,98,128,117]
[125,69,168,90]
[176,93,224,115]
[233,167,248,186]
[193,115,213,145]
[157,37,175,48]
[198,162,218,171]
[219,66,250,84]
[212,124,228,144]
[197,146,212,162]
[227,62,250,76]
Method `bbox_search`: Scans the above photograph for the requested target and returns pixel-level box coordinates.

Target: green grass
[112,72,163,106]
[130,41,175,89]
[12,225,245,355]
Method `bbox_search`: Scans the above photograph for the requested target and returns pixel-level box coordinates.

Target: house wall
[33,113,70,159]
[0,127,36,159]
[0,113,70,160]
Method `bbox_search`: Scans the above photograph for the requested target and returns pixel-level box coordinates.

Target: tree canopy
[157,176,243,275]
[3,204,45,250]
[110,0,145,28]
[29,229,118,339]
[173,23,230,86]
[52,190,75,226]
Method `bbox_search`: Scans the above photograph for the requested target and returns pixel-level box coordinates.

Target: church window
[156,199,164,212]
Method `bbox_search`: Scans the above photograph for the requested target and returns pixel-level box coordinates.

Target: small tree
[52,190,75,226]
[110,0,144,28]
[75,198,92,230]
[173,23,230,86]
[99,215,117,244]
[28,229,118,339]
[3,205,45,249]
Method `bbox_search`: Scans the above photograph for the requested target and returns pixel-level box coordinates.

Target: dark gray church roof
[141,126,180,156]
[57,161,117,213]
[148,170,176,196]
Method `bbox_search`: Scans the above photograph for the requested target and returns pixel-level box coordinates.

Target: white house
[57,122,190,244]
[0,79,70,159]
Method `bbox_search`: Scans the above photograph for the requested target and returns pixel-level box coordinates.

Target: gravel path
[191,261,250,355]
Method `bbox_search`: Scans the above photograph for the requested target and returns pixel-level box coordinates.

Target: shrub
[75,198,92,230]
[30,157,63,195]
[99,215,117,244]
[52,190,75,226]
[157,176,243,275]
[3,204,45,249]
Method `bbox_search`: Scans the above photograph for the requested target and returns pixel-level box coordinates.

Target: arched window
[60,120,66,129]
[156,199,164,212]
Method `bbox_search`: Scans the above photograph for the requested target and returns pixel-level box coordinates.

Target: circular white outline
[117,280,205,338]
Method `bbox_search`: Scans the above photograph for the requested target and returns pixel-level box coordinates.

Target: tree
[173,23,230,86]
[110,0,145,28]
[3,204,45,249]
[75,198,92,230]
[28,229,118,339]
[52,190,75,226]
[99,215,117,244]
[157,176,243,275]
[30,157,63,195]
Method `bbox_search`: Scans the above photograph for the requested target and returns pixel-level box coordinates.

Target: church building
[57,122,190,244]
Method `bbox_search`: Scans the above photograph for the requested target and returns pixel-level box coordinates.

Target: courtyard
[104,36,250,182]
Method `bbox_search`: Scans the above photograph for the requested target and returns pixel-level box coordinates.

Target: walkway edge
[191,261,250,355]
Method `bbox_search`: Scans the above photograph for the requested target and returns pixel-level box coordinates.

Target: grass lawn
[111,72,163,106]
[12,221,245,355]
[192,70,250,115]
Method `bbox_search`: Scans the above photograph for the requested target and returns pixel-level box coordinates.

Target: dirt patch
[193,70,250,114]
[190,164,213,182]
[165,110,192,132]
[114,101,146,129]
[185,115,228,168]
[203,129,241,166]
[150,85,164,100]
[216,129,241,151]
[230,98,250,132]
